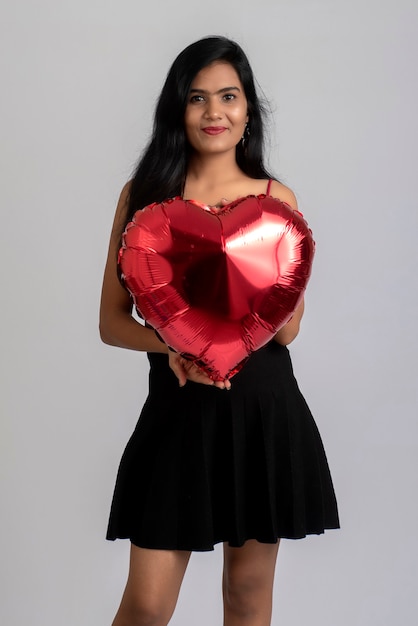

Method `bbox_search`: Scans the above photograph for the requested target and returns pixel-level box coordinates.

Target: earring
[241,123,250,149]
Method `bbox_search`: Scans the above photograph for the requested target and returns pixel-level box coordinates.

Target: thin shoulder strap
[266,179,273,196]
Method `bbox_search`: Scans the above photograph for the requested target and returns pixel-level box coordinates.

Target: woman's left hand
[168,351,231,390]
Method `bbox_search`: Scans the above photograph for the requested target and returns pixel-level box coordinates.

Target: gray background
[1,0,417,624]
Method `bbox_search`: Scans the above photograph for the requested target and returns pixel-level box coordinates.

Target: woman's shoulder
[115,179,133,217]
[268,180,298,211]
[119,179,133,203]
[109,180,133,237]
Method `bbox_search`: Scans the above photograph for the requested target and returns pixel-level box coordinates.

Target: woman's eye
[222,93,236,101]
[190,95,205,103]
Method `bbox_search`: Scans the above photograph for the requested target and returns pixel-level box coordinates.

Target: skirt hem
[106,525,340,552]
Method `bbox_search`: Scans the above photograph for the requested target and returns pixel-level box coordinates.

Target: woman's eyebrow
[189,86,241,94]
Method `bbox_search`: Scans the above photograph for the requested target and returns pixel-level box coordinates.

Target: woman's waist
[147,340,292,383]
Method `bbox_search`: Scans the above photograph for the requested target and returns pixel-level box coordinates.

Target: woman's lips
[202,127,227,135]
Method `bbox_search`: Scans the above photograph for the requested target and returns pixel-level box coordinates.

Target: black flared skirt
[106,342,339,551]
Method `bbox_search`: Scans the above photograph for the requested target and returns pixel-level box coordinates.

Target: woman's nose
[204,98,222,120]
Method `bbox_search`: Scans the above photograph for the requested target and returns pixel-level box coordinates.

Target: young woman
[100,36,339,626]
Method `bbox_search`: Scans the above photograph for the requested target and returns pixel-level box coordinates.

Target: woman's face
[184,61,248,156]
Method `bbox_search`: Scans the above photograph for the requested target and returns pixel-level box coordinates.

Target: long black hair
[125,36,273,226]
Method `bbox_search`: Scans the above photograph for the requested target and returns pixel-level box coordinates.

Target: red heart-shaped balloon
[119,194,315,380]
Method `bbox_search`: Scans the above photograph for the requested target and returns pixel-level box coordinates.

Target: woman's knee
[223,568,270,617]
[222,541,279,619]
[113,545,190,626]
[112,598,171,626]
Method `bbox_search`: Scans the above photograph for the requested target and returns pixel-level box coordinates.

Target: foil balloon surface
[119,194,315,381]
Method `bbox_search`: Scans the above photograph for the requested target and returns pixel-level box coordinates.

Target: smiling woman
[100,35,339,626]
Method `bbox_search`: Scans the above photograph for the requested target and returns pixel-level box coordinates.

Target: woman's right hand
[168,350,231,390]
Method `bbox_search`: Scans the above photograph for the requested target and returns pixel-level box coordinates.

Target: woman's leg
[222,540,280,626]
[112,543,191,626]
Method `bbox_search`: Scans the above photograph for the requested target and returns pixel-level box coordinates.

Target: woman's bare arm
[99,182,168,353]
[268,180,307,346]
[273,298,305,346]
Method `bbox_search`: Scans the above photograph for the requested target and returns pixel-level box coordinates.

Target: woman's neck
[184,151,247,202]
[187,151,243,185]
